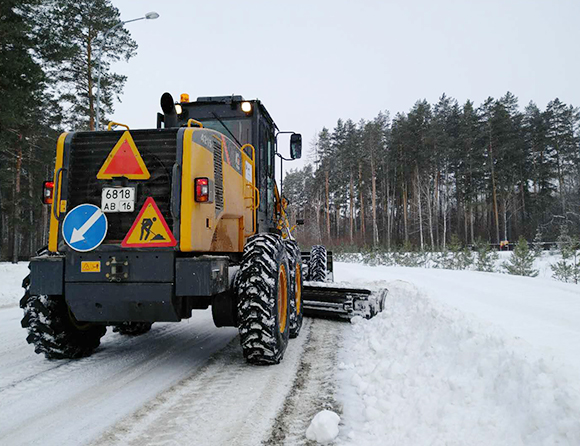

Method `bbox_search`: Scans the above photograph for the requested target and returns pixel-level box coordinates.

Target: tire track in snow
[264,318,344,446]
[91,320,312,446]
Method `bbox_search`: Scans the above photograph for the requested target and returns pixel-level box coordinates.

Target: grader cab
[22,93,385,365]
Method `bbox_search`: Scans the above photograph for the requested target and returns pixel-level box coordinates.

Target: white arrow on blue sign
[62,204,108,252]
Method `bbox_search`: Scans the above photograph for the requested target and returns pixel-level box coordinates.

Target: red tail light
[42,181,54,205]
[194,177,210,202]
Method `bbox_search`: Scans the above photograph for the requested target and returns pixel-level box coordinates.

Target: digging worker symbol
[140,217,165,241]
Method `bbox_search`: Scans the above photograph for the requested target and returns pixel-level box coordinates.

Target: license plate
[101,187,135,213]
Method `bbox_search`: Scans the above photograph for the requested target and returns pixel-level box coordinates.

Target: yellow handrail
[107,122,130,131]
[241,143,258,236]
[240,144,255,161]
[187,119,203,128]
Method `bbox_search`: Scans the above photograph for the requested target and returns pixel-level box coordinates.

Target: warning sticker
[97,131,150,180]
[121,197,176,248]
[81,261,101,273]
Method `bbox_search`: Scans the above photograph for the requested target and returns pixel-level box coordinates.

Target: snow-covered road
[1,261,580,445]
[0,307,237,445]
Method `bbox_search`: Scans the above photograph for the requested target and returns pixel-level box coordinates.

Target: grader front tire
[237,234,290,365]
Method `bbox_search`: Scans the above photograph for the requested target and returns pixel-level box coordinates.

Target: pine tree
[44,0,138,130]
[551,225,580,283]
[474,238,498,272]
[0,0,63,261]
[532,227,543,258]
[503,236,538,277]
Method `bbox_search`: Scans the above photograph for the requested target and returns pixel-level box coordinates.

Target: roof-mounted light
[175,104,182,114]
[241,101,252,113]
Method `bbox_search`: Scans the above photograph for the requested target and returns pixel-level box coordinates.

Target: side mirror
[290,133,302,160]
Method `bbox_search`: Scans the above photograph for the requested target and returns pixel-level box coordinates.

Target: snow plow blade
[302,282,387,321]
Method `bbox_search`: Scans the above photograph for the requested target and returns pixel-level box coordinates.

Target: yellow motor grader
[21,93,384,364]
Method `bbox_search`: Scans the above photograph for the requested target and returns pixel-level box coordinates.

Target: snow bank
[337,280,580,445]
[306,410,340,444]
[0,262,29,307]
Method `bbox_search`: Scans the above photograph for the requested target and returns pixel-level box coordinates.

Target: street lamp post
[95,11,159,131]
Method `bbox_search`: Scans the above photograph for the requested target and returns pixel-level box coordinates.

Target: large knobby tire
[20,275,106,360]
[285,239,303,339]
[237,233,291,365]
[112,322,153,336]
[308,245,328,282]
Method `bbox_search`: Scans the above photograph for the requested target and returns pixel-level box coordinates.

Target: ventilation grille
[67,129,178,243]
[213,140,224,214]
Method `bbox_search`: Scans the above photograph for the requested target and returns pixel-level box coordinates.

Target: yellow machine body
[180,128,258,253]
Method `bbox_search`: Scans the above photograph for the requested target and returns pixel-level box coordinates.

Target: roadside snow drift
[338,280,580,445]
[0,262,29,307]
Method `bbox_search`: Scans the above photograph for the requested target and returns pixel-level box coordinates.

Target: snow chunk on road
[306,409,340,444]
[338,280,580,445]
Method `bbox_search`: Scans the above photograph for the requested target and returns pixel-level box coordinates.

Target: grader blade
[302,282,387,321]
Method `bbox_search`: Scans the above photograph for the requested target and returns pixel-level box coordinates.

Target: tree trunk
[12,142,23,263]
[403,183,408,243]
[349,172,354,244]
[87,35,95,131]
[442,170,448,249]
[28,143,35,255]
[416,165,424,250]
[503,196,508,241]
[434,168,440,248]
[426,175,434,250]
[386,180,392,250]
[359,163,366,241]
[371,156,378,247]
[325,170,331,242]
[488,137,500,243]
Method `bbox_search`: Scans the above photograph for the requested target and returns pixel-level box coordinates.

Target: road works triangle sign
[97,131,150,180]
[122,197,176,248]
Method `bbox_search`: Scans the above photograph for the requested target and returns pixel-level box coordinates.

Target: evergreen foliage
[503,236,539,277]
[551,226,580,283]
[532,227,543,258]
[287,94,580,254]
[42,0,137,130]
[0,0,139,261]
[474,238,498,272]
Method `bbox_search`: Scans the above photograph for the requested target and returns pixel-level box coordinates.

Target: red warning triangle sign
[122,197,176,248]
[97,131,150,180]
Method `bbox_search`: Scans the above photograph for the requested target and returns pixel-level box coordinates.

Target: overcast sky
[110,0,580,173]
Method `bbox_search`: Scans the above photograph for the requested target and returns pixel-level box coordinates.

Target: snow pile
[337,280,580,445]
[306,409,340,444]
[0,262,29,307]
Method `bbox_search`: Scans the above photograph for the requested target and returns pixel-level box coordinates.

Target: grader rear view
[22,93,384,365]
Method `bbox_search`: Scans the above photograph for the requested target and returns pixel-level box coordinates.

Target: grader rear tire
[308,245,328,282]
[236,234,290,364]
[285,240,303,339]
[20,275,106,359]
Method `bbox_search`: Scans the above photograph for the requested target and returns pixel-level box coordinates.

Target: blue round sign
[62,204,108,252]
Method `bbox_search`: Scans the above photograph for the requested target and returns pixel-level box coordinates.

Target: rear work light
[42,181,54,205]
[194,177,213,203]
